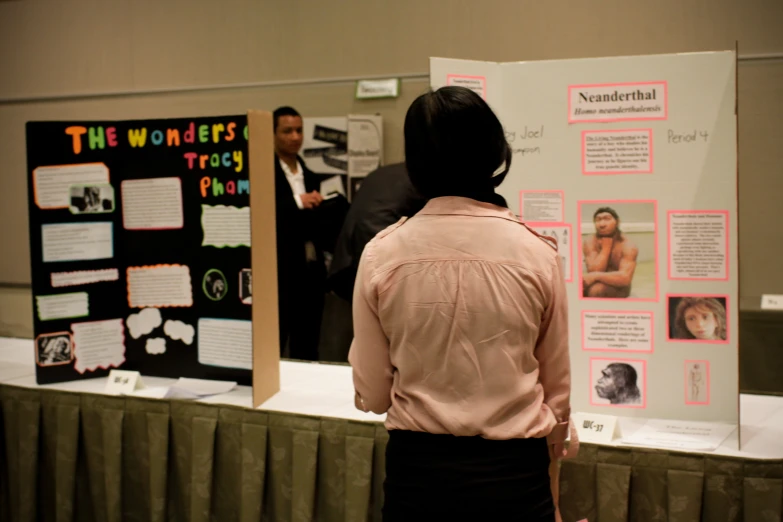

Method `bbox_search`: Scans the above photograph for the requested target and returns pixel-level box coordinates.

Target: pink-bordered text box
[589,357,647,409]
[446,74,487,100]
[568,81,668,124]
[666,293,730,344]
[667,210,730,282]
[581,310,654,353]
[577,199,659,303]
[581,129,653,175]
[684,359,711,406]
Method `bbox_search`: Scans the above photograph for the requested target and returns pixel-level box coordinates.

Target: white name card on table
[621,419,736,451]
[573,412,621,444]
[105,370,145,395]
[761,294,783,310]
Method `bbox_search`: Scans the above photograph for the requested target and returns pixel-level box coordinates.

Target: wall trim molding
[0,73,430,105]
[1,52,780,105]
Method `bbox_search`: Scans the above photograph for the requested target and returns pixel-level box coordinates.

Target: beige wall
[1,0,781,336]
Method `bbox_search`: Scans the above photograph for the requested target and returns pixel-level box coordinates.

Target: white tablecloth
[2,336,781,460]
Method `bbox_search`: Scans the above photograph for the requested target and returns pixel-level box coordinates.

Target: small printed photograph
[579,201,657,300]
[70,184,115,214]
[668,295,728,343]
[36,332,74,366]
[685,360,710,405]
[239,269,252,305]
[203,269,227,301]
[591,358,646,408]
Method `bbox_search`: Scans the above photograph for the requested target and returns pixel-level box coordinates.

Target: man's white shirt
[279,158,306,209]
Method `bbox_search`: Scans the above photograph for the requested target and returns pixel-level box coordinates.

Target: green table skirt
[0,384,780,522]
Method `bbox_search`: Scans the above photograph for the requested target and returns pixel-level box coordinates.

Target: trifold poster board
[25,111,281,405]
[301,115,383,201]
[431,52,738,429]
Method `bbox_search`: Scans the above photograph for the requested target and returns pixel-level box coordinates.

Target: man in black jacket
[273,106,325,361]
[327,163,426,301]
[318,163,426,362]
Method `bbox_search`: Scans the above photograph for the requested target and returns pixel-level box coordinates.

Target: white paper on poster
[36,292,89,321]
[122,177,184,230]
[51,269,119,288]
[621,419,736,451]
[198,318,252,370]
[72,318,125,373]
[582,312,652,352]
[145,338,167,355]
[127,308,162,339]
[583,129,652,173]
[347,115,383,178]
[127,265,193,308]
[33,163,109,209]
[42,222,113,263]
[521,191,563,222]
[527,224,572,281]
[568,82,667,123]
[669,212,728,280]
[201,205,251,248]
[164,319,195,345]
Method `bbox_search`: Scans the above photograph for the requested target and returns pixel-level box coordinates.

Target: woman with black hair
[349,86,576,521]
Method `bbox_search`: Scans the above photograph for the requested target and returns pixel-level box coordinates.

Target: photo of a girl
[668,296,728,342]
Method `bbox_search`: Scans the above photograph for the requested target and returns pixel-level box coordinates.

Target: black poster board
[26,116,253,385]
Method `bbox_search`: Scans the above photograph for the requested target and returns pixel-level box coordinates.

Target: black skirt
[383,430,555,522]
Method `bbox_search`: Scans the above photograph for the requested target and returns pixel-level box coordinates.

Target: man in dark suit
[273,106,325,361]
[328,163,426,302]
[318,163,426,362]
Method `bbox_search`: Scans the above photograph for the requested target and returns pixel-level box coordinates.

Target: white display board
[431,52,738,427]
